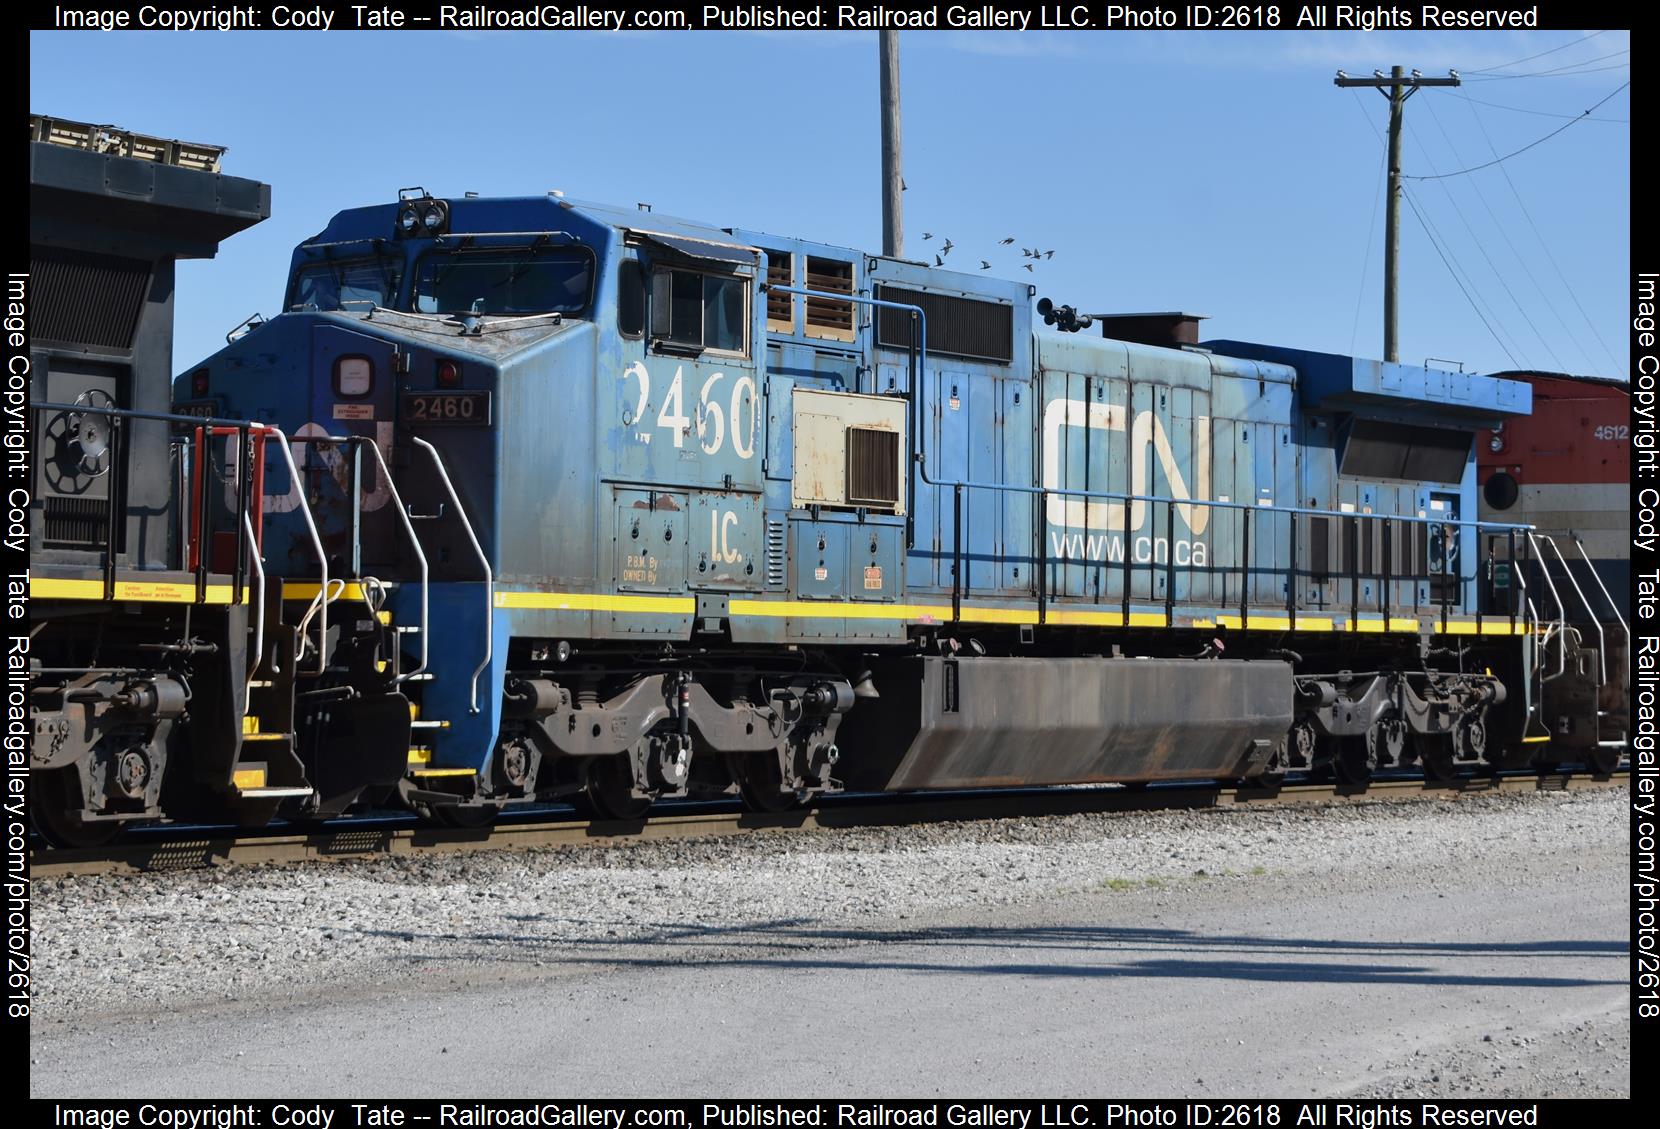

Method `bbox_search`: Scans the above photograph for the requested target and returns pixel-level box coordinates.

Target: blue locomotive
[34,152,1617,841]
[160,185,1595,827]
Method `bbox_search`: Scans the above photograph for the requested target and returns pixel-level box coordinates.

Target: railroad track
[32,770,1628,879]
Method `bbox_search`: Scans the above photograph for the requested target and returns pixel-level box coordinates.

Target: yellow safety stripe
[232,768,267,789]
[31,577,240,604]
[491,589,1531,635]
[495,591,696,614]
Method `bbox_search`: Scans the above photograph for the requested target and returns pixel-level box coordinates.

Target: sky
[28,28,1631,379]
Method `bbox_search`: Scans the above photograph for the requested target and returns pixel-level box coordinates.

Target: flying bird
[979,260,992,270]
[941,239,954,255]
[922,232,934,241]
[1044,250,1055,259]
[1023,248,1036,258]
[902,179,908,191]
[934,254,944,267]
[1022,264,1034,272]
[998,237,1015,245]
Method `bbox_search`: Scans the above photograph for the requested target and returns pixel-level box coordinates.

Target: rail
[30,770,1627,879]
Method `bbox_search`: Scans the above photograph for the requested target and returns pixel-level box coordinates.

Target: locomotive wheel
[730,754,807,814]
[31,768,124,849]
[579,754,652,822]
[1332,737,1375,786]
[1413,736,1459,783]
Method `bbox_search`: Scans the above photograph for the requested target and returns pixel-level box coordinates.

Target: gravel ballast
[33,788,1625,1023]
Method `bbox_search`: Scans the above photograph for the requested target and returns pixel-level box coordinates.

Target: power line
[1466,51,1629,80]
[1401,187,1521,368]
[1466,30,1605,74]
[1459,96,1623,374]
[1423,94,1586,373]
[1413,103,1567,371]
[1402,82,1628,180]
[1447,89,1627,124]
[1349,124,1388,356]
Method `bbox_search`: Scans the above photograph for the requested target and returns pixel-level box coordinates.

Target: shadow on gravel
[297,918,1625,989]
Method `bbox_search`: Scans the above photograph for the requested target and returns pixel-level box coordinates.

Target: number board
[400,391,491,426]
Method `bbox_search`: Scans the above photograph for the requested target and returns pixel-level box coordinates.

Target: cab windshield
[289,257,402,311]
[412,248,592,317]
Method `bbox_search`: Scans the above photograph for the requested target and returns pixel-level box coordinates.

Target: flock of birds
[920,232,1057,273]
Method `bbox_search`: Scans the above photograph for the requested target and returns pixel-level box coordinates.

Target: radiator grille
[31,247,151,350]
[804,257,854,338]
[43,495,110,549]
[846,427,900,509]
[875,285,1013,364]
[764,252,792,327]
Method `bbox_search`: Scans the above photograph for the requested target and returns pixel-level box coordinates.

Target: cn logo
[1041,399,1211,534]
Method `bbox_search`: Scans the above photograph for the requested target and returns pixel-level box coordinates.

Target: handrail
[265,426,330,675]
[1539,535,1607,686]
[242,509,265,714]
[411,437,492,713]
[1572,533,1630,643]
[1526,533,1568,682]
[351,436,429,682]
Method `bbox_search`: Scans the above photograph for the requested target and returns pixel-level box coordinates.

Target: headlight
[398,207,421,235]
[421,204,445,230]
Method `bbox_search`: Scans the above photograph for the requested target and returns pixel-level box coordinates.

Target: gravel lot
[30,787,1629,1096]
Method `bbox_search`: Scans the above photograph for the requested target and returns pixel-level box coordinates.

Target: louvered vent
[874,285,1013,364]
[765,519,786,587]
[765,251,793,329]
[31,247,151,350]
[846,427,900,509]
[805,257,854,340]
[43,496,110,549]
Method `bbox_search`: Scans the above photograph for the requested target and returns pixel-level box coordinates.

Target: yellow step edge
[232,767,267,789]
[283,580,377,602]
[411,768,476,778]
[32,577,240,605]
[242,715,260,735]
[408,747,433,765]
[242,732,288,742]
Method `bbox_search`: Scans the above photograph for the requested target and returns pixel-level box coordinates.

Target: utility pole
[1334,66,1459,363]
[879,31,903,258]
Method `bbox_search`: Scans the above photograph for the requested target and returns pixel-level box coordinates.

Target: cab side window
[650,267,747,356]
